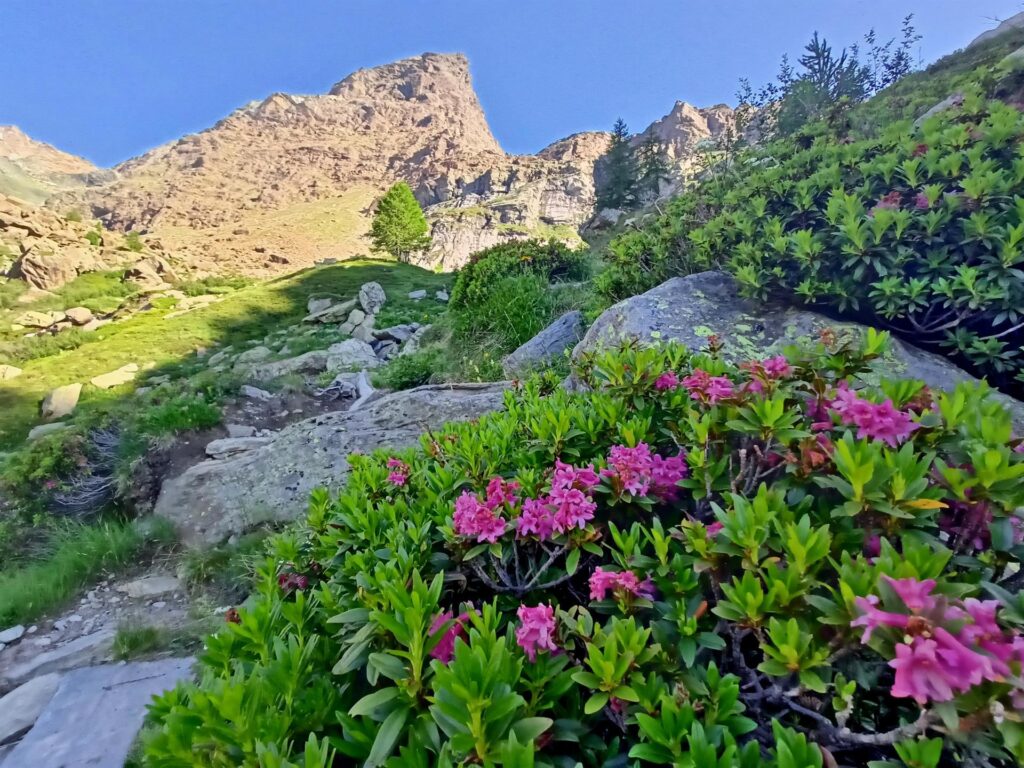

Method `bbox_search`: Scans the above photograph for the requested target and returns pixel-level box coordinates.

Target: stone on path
[408,289,427,300]
[0,626,25,645]
[327,338,380,370]
[0,365,22,381]
[116,576,182,599]
[0,673,61,747]
[40,383,81,421]
[2,658,193,768]
[240,384,274,401]
[0,630,114,691]
[226,424,257,438]
[89,363,139,390]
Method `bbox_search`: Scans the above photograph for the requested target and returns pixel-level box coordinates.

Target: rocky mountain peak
[0,126,96,176]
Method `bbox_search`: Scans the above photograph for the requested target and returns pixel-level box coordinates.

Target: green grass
[0,260,448,449]
[0,519,175,626]
[113,621,207,660]
[178,529,271,601]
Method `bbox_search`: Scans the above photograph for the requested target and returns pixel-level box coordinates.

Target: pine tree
[635,134,671,201]
[369,182,431,261]
[596,118,637,210]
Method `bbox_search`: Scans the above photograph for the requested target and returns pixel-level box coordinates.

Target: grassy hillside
[0,259,446,448]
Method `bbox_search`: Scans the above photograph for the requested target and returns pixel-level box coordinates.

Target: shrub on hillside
[449,239,589,310]
[143,331,1024,767]
[451,274,553,352]
[372,348,442,391]
[601,95,1024,391]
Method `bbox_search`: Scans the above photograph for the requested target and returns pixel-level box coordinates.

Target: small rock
[346,308,366,327]
[116,576,182,599]
[326,338,380,370]
[226,424,257,438]
[27,422,71,441]
[152,601,167,609]
[40,383,82,420]
[64,306,94,325]
[240,384,274,401]
[0,364,23,380]
[67,614,83,624]
[0,625,24,644]
[234,345,273,366]
[435,289,449,302]
[307,296,333,315]
[89,363,139,390]
[27,626,37,634]
[408,289,427,300]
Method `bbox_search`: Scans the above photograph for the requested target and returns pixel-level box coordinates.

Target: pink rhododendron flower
[706,521,724,537]
[485,477,520,509]
[516,604,558,661]
[886,576,937,612]
[914,191,931,210]
[386,458,410,487]
[429,610,471,664]
[829,388,919,447]
[589,567,655,601]
[683,369,735,404]
[655,371,680,391]
[277,572,309,593]
[889,637,957,704]
[651,452,688,499]
[551,459,601,492]
[515,460,601,539]
[851,594,910,642]
[549,487,598,531]
[762,355,792,378]
[605,443,655,496]
[870,190,902,216]
[453,490,506,543]
[516,497,559,539]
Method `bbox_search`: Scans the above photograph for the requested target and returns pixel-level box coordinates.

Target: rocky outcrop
[154,383,508,544]
[503,310,585,377]
[574,271,1024,430]
[0,193,161,290]
[0,126,105,205]
[969,11,1024,48]
[40,383,81,421]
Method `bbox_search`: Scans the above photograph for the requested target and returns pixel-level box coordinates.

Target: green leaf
[584,692,609,715]
[365,706,408,768]
[349,686,400,717]
[565,548,581,575]
[511,717,553,742]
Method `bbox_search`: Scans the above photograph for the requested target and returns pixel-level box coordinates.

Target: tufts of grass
[372,348,442,390]
[179,529,271,602]
[137,395,222,436]
[0,519,175,626]
[175,275,252,297]
[113,619,208,661]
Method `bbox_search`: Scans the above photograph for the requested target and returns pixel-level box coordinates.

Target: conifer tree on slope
[369,181,432,261]
[597,118,637,210]
[635,133,671,201]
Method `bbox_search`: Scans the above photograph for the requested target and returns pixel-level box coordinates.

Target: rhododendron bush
[143,331,1024,768]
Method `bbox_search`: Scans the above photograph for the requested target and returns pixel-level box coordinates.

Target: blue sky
[2,1,1022,167]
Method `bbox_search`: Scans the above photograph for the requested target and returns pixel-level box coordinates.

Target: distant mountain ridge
[0,126,106,206]
[8,53,737,273]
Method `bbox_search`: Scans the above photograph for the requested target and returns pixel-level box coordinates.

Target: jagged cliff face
[0,126,104,205]
[632,101,737,189]
[46,53,734,273]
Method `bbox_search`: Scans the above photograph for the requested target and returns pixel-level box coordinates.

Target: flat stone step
[1,658,193,768]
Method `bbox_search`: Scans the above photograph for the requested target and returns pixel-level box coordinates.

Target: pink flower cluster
[603,443,688,500]
[453,481,517,543]
[589,567,656,601]
[386,458,410,487]
[516,603,558,662]
[829,386,920,447]
[655,371,680,391]
[682,369,735,404]
[853,576,1024,706]
[428,610,472,663]
[743,355,793,393]
[516,460,600,539]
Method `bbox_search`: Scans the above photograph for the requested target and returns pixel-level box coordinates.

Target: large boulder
[154,383,508,544]
[40,383,82,421]
[503,310,585,377]
[574,271,1024,430]
[0,365,22,381]
[326,338,380,370]
[249,350,329,381]
[358,281,387,314]
[64,307,94,325]
[124,256,178,291]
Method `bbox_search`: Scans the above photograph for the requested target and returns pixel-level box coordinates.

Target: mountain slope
[0,126,103,205]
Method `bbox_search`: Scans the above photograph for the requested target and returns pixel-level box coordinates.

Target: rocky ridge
[47,53,733,273]
[0,126,105,206]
